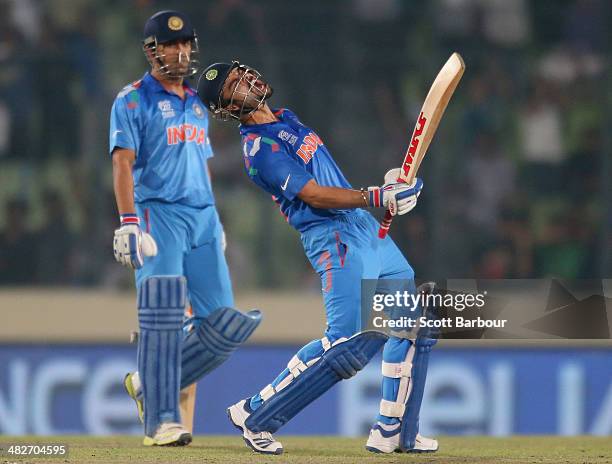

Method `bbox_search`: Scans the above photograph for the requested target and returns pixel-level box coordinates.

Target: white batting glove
[367,169,423,216]
[113,214,158,270]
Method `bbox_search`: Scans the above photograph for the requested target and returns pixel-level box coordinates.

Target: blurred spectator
[0,6,32,159]
[565,128,603,200]
[35,190,74,284]
[564,0,606,53]
[0,101,9,156]
[464,132,516,232]
[481,0,530,47]
[34,15,79,160]
[0,198,38,284]
[534,211,591,278]
[435,0,530,48]
[474,242,515,279]
[518,78,565,194]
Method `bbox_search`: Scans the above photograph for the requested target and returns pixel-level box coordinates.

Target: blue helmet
[142,10,199,78]
[197,61,273,121]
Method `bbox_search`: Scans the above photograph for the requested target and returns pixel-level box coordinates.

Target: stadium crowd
[0,0,609,287]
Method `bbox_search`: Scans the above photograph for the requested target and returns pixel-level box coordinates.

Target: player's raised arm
[297,170,423,216]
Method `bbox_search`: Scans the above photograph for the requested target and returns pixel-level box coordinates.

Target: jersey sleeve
[245,136,313,201]
[109,94,140,156]
[202,115,214,160]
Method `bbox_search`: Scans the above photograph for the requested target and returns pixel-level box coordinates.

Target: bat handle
[378,210,393,239]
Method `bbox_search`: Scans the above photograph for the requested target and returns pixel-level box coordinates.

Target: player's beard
[160,52,191,81]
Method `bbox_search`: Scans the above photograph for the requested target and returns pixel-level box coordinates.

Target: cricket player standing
[197,62,438,455]
[109,13,260,446]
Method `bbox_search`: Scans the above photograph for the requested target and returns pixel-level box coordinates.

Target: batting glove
[113,213,158,270]
[368,169,423,216]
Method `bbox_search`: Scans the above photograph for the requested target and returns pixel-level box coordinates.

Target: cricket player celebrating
[109,14,260,446]
[197,61,438,455]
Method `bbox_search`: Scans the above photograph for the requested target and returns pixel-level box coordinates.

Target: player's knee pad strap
[180,306,262,388]
[245,331,388,433]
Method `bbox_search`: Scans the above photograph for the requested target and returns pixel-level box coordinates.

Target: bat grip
[378,210,393,239]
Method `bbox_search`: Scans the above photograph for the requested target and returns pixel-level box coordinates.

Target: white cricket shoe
[143,422,192,447]
[366,421,438,453]
[123,372,144,423]
[410,434,439,453]
[227,399,283,455]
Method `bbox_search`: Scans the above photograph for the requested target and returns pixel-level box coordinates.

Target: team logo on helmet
[168,16,184,31]
[205,69,218,81]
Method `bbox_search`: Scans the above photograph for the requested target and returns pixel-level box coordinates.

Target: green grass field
[1,436,610,464]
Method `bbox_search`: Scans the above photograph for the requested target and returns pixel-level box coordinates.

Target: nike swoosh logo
[281,174,291,191]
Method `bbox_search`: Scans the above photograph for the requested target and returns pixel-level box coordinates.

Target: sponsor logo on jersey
[158,100,175,119]
[166,124,207,145]
[296,132,323,164]
[277,130,298,145]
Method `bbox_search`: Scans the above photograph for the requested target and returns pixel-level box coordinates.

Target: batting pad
[137,275,186,437]
[245,331,388,433]
[399,336,437,450]
[180,306,262,388]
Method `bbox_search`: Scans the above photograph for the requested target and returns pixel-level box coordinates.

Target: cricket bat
[378,52,465,238]
[180,383,197,433]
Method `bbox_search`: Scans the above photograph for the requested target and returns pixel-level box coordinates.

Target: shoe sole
[365,445,398,454]
[143,432,192,447]
[404,448,438,453]
[226,407,283,455]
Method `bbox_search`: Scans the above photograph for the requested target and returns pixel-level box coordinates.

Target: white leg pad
[258,336,346,403]
[380,399,406,418]
[379,344,416,418]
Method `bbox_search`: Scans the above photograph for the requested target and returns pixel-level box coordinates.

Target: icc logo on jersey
[158,100,175,119]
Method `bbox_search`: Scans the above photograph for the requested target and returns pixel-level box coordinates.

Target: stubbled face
[150,39,192,79]
[221,65,273,118]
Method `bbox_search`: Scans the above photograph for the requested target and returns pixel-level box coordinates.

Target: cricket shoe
[143,422,192,446]
[365,421,438,453]
[227,398,283,455]
[123,372,144,423]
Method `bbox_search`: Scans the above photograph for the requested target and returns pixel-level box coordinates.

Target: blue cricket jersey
[109,72,215,208]
[240,108,353,232]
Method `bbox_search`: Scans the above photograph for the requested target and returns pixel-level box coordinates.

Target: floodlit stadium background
[0,0,610,437]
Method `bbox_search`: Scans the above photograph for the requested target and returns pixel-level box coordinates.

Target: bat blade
[379,52,465,238]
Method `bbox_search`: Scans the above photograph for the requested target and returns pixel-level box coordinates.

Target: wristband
[367,187,383,208]
[120,213,140,225]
